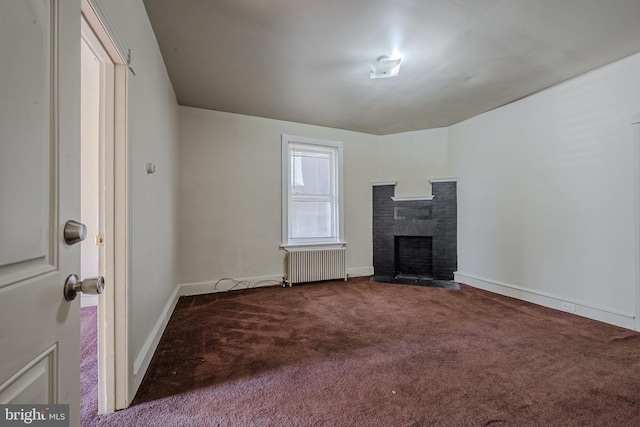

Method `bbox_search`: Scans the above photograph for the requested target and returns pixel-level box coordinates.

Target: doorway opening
[80,33,101,422]
[80,37,101,306]
[80,1,130,416]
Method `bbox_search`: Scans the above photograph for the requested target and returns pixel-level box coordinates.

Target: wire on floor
[214,278,283,292]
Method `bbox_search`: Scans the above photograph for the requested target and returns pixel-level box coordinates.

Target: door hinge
[96,234,105,246]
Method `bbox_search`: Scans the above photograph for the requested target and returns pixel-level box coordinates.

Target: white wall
[178,107,379,289]
[378,128,449,197]
[449,52,640,328]
[92,0,180,397]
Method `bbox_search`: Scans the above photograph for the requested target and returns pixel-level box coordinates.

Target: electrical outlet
[560,301,576,312]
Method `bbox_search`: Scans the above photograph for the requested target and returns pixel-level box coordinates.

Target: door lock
[63,220,87,245]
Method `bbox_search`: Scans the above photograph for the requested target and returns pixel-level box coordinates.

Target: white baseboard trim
[131,284,181,395]
[179,274,285,296]
[455,272,636,330]
[347,266,374,277]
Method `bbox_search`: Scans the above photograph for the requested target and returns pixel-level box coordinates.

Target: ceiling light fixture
[370,55,402,79]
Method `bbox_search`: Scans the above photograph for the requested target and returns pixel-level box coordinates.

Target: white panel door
[0,0,82,424]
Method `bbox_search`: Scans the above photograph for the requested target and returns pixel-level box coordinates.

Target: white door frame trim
[81,0,130,412]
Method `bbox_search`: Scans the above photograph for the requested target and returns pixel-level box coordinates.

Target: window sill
[280,242,347,251]
[391,196,435,202]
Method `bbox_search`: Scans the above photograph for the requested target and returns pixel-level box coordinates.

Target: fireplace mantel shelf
[391,196,435,202]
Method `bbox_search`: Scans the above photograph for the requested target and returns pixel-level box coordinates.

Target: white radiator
[285,248,347,286]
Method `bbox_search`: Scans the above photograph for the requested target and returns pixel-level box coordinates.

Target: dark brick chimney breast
[372,180,457,281]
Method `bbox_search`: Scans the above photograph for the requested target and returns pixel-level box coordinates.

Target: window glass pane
[291,200,333,238]
[291,150,331,195]
[291,155,304,187]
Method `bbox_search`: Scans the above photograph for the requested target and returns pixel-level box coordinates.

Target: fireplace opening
[394,236,433,279]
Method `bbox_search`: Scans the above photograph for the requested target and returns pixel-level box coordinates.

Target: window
[282,134,344,247]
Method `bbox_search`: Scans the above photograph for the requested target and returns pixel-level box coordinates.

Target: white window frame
[281,134,345,248]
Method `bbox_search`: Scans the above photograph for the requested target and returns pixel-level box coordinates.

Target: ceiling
[142,0,640,136]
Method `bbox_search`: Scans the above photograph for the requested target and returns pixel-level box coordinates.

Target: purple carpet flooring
[82,277,640,426]
[81,305,98,426]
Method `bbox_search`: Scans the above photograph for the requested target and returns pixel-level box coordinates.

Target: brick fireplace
[372,179,457,282]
